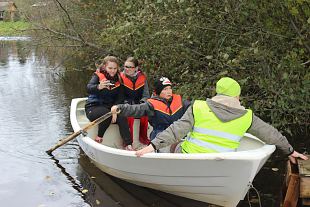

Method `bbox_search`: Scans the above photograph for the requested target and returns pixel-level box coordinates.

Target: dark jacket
[85,73,124,109]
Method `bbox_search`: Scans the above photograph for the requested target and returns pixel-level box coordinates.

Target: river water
[0,39,307,207]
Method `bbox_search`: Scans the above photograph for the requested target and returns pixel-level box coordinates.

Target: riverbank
[0,21,31,36]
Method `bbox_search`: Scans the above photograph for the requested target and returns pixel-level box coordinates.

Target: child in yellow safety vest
[134,77,308,164]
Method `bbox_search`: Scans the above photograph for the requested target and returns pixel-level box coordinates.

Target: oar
[46,112,113,155]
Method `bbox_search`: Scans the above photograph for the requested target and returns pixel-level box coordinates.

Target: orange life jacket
[121,72,146,104]
[147,94,185,139]
[121,72,146,90]
[95,70,121,89]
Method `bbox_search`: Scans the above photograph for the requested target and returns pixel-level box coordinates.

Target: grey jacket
[151,96,294,155]
[118,95,191,119]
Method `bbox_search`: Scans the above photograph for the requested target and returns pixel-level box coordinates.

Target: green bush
[30,0,310,135]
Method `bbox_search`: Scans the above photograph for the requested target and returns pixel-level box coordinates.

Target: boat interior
[75,100,265,152]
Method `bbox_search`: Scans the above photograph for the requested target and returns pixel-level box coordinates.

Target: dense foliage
[22,0,309,134]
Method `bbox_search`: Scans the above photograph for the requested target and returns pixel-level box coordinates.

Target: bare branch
[301,60,310,65]
[53,0,86,44]
[32,23,100,49]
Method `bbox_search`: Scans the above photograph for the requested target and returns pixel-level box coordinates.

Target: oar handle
[46,111,115,154]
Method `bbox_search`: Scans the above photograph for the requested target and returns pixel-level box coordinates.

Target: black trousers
[85,105,132,145]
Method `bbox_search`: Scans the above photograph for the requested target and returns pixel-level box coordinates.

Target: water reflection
[0,39,87,207]
[78,153,210,207]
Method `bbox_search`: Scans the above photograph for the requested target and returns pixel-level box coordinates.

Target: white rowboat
[70,98,276,207]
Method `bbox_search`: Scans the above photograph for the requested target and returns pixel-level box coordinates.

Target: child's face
[124,61,136,76]
[105,61,118,77]
[159,86,172,100]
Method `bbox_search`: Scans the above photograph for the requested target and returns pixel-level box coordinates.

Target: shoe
[125,145,134,151]
[95,136,103,143]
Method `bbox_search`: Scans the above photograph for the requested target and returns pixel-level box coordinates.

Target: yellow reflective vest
[181,100,252,153]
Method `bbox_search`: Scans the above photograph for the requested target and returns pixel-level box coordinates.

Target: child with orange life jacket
[111,76,191,141]
[85,56,133,150]
[120,57,150,145]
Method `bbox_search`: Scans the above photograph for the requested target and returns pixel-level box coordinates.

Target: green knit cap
[216,77,241,97]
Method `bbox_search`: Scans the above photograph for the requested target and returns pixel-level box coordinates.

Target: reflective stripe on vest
[181,100,252,153]
[193,127,241,142]
[185,137,235,152]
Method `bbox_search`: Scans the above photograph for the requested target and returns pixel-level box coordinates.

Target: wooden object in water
[282,159,310,207]
[298,159,310,206]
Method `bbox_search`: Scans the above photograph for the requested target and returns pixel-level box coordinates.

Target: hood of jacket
[206,95,247,122]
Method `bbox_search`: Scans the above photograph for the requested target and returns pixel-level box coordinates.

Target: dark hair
[125,57,139,67]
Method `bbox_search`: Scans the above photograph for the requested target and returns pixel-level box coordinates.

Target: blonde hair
[102,56,119,66]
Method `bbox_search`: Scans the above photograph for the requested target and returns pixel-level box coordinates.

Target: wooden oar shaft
[46,112,112,154]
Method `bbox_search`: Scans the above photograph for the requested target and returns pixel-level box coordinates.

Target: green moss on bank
[0,21,31,36]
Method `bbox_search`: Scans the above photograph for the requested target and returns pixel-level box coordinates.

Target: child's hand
[97,80,110,90]
[111,105,119,114]
[111,113,117,123]
[135,145,155,157]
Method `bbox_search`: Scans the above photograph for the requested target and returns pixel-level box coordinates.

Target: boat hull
[70,98,275,207]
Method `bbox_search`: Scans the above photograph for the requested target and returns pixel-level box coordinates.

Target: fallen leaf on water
[96,200,101,205]
[272,168,279,171]
[91,176,96,179]
[82,189,89,194]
